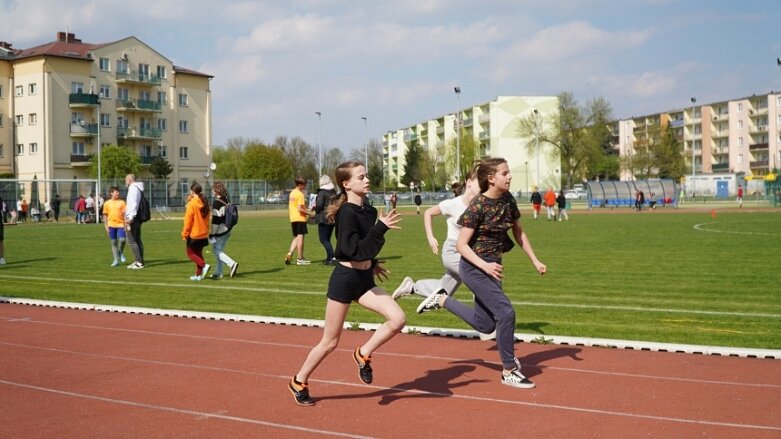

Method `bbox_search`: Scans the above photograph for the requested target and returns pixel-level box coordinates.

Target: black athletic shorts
[326,263,376,304]
[291,221,308,236]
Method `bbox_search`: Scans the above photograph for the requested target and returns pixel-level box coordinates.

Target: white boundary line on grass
[1,297,779,360]
[693,221,781,236]
[0,274,778,319]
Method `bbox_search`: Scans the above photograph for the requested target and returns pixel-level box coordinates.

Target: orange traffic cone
[711,209,716,219]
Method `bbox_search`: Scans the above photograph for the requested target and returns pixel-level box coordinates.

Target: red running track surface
[0,303,779,438]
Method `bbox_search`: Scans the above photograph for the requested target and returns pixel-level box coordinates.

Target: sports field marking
[693,221,781,236]
[2,274,778,319]
[0,341,778,432]
[0,379,373,439]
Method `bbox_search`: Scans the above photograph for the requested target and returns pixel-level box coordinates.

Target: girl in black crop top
[288,161,405,406]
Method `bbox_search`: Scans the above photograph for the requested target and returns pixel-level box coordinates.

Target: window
[737,120,743,129]
[100,113,111,127]
[0,85,3,97]
[157,118,167,131]
[179,120,188,133]
[116,59,128,74]
[71,112,84,124]
[138,63,149,80]
[156,65,167,79]
[157,91,167,104]
[117,87,129,101]
[139,90,150,101]
[0,144,3,158]
[29,113,37,125]
[0,113,3,127]
[158,145,168,157]
[15,114,23,125]
[72,142,85,155]
[71,82,84,94]
[737,103,743,113]
[99,85,111,99]
[15,85,23,96]
[737,154,743,164]
[777,96,781,107]
[180,178,189,195]
[16,143,24,155]
[117,116,128,129]
[179,146,189,160]
[178,93,188,107]
[141,144,152,157]
[28,83,37,95]
[99,57,110,71]
[738,137,743,147]
[30,143,38,154]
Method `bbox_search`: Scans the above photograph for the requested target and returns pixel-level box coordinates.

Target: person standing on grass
[102,187,127,267]
[417,157,547,389]
[314,175,338,265]
[52,194,61,222]
[556,190,568,221]
[289,160,405,406]
[208,181,238,280]
[74,195,86,224]
[284,176,311,266]
[543,187,556,220]
[0,196,5,265]
[124,174,145,269]
[182,182,210,281]
[529,186,542,220]
[737,184,744,208]
[392,170,478,301]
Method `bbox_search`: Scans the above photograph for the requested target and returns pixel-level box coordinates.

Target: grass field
[1,205,779,349]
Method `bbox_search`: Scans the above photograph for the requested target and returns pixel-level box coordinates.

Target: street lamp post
[454,86,461,180]
[690,97,697,179]
[361,116,368,170]
[524,160,528,194]
[533,109,540,186]
[315,112,322,178]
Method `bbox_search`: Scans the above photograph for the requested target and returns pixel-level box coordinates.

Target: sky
[2,0,781,155]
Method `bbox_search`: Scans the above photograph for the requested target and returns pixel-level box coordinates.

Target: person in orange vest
[543,187,557,220]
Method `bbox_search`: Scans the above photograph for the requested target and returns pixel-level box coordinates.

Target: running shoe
[416,289,447,314]
[353,347,373,384]
[391,276,415,300]
[229,262,239,278]
[501,368,535,389]
[288,377,314,406]
[284,252,292,265]
[296,258,311,266]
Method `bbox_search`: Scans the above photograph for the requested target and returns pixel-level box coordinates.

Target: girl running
[289,161,405,406]
[181,182,211,281]
[417,158,547,389]
[391,171,478,300]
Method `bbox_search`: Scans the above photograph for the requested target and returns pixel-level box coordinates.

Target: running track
[1,303,779,438]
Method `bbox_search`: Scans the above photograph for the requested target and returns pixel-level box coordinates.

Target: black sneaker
[284,253,292,265]
[288,377,314,406]
[353,347,373,384]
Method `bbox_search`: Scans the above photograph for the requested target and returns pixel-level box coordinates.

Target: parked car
[564,188,588,200]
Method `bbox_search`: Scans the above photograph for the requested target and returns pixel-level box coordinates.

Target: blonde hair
[326,160,364,223]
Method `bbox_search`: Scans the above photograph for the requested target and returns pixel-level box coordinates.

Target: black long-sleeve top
[334,202,388,263]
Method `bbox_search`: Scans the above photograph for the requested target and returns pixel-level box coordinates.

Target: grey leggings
[444,257,517,369]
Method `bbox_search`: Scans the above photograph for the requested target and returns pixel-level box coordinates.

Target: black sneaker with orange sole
[288,377,314,406]
[353,347,373,384]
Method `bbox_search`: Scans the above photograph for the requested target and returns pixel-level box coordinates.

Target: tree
[212,137,253,179]
[322,146,345,182]
[89,145,140,179]
[240,143,292,189]
[654,125,686,180]
[349,138,385,191]
[400,142,424,188]
[149,157,174,179]
[276,136,317,181]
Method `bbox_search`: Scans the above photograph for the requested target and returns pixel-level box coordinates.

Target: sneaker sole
[353,348,373,384]
[501,379,536,389]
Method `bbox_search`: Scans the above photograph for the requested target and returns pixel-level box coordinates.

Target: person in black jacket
[51,194,61,222]
[530,187,542,219]
[313,175,337,265]
[288,161,404,406]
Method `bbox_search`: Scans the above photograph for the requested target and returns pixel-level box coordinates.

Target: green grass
[2,206,780,349]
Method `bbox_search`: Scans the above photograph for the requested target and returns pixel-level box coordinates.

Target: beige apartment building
[0,32,212,195]
[615,91,781,180]
[383,95,560,194]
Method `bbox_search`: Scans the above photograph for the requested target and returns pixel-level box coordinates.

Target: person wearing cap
[313,175,338,265]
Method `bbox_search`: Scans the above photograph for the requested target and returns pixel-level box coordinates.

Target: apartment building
[383,95,560,194]
[0,31,212,192]
[616,91,780,180]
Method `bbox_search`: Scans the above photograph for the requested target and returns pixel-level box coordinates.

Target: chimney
[57,32,81,43]
[0,41,12,50]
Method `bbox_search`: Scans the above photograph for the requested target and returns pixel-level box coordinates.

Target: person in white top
[392,170,479,300]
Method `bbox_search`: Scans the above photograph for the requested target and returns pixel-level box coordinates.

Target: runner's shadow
[143,259,189,267]
[452,346,583,378]
[240,268,283,275]
[315,364,488,405]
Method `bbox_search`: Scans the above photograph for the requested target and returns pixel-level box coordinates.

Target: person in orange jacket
[543,187,557,221]
[182,182,211,281]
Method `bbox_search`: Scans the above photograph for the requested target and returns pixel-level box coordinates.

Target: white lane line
[2,274,777,319]
[693,222,781,236]
[0,344,778,433]
[0,379,374,439]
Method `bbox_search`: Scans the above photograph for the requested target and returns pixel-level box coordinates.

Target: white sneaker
[229,262,239,278]
[190,275,202,281]
[0,257,5,265]
[416,289,447,314]
[479,330,496,341]
[127,261,144,269]
[392,276,415,300]
[202,264,211,278]
[501,368,535,389]
[296,258,311,266]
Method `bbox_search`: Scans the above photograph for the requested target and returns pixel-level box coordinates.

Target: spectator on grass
[44,201,52,221]
[313,175,338,265]
[737,185,744,208]
[182,182,211,281]
[0,205,5,265]
[102,187,127,267]
[18,198,28,223]
[74,195,87,224]
[635,190,645,212]
[124,174,146,269]
[208,181,239,279]
[530,187,542,219]
[283,176,311,266]
[51,194,61,222]
[1,198,8,223]
[543,187,556,220]
[390,192,398,210]
[556,190,568,221]
[85,194,95,222]
[413,182,422,215]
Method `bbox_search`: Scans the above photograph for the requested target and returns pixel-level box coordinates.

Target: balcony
[749,125,768,134]
[749,142,769,151]
[70,154,93,166]
[69,93,100,107]
[69,122,99,137]
[478,131,490,140]
[750,160,769,169]
[712,114,728,122]
[139,155,158,165]
[115,71,162,86]
[116,99,162,113]
[117,127,163,140]
[712,162,730,172]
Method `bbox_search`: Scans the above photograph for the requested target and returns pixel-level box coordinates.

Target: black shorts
[326,264,376,304]
[291,221,308,236]
[186,237,208,250]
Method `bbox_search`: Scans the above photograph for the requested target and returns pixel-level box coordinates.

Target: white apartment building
[616,91,780,180]
[383,95,560,194]
[0,32,212,195]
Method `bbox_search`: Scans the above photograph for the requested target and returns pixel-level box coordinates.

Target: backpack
[136,189,151,223]
[223,200,239,229]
